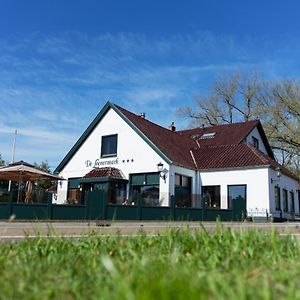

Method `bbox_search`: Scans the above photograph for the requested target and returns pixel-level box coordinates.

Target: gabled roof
[54,101,176,174]
[55,101,279,175]
[178,120,274,159]
[115,105,197,169]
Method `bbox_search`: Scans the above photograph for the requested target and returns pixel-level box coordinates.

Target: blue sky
[1,0,300,170]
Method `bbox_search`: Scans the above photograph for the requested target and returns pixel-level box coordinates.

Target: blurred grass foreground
[0,227,299,299]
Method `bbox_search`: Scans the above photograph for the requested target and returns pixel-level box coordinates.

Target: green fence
[51,204,87,220]
[0,191,246,221]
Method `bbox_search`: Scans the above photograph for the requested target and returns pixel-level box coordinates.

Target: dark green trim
[68,177,81,188]
[55,101,171,174]
[130,172,159,186]
[256,121,275,160]
[79,177,128,184]
[55,102,112,174]
[240,120,274,160]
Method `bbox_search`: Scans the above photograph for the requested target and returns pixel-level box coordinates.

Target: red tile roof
[178,120,275,159]
[55,102,298,181]
[178,120,258,146]
[191,144,298,180]
[192,144,267,169]
[116,105,297,180]
[116,105,198,169]
[83,167,124,179]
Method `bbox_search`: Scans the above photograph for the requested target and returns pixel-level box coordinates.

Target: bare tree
[178,71,261,126]
[254,80,300,173]
[177,71,300,174]
[0,154,5,167]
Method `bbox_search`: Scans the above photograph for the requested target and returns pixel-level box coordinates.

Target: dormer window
[200,132,216,139]
[252,136,259,149]
[101,134,118,158]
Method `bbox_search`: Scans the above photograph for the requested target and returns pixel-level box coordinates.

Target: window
[228,185,246,209]
[298,190,300,213]
[202,185,220,208]
[290,191,295,213]
[175,174,192,207]
[282,189,288,212]
[67,177,81,204]
[132,185,160,206]
[109,182,127,205]
[130,173,160,206]
[252,136,259,149]
[101,134,118,158]
[274,186,281,211]
[175,174,191,187]
[200,132,216,139]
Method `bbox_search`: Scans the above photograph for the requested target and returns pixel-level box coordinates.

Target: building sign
[85,158,119,168]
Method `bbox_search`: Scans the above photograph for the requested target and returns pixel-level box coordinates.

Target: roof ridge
[114,103,198,169]
[178,119,259,133]
[114,104,177,133]
[237,120,259,144]
[193,144,246,150]
[115,103,198,146]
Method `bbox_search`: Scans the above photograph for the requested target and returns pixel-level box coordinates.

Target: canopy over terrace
[0,161,64,203]
[0,161,63,181]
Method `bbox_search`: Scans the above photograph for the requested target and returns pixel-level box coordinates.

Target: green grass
[0,227,299,299]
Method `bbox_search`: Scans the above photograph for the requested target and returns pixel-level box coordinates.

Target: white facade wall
[199,167,270,212]
[268,168,299,217]
[169,165,198,205]
[57,109,169,205]
[55,107,299,218]
[246,127,268,154]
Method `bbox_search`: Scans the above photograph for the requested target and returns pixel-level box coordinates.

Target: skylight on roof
[200,132,216,139]
[191,134,201,139]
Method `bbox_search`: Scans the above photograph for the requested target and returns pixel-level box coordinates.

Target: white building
[55,102,299,219]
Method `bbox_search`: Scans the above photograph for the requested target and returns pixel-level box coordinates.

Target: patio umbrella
[0,161,63,181]
[0,161,64,202]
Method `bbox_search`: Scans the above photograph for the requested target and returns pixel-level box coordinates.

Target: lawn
[0,226,299,299]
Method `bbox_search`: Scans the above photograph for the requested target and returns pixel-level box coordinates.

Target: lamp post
[271,167,281,184]
[157,162,168,183]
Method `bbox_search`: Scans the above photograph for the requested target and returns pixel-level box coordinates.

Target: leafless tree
[177,71,300,175]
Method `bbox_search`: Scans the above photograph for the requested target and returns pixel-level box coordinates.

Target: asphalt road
[1,221,300,241]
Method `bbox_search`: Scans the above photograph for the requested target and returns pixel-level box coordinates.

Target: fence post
[102,191,107,220]
[47,193,53,220]
[8,191,13,217]
[136,194,142,220]
[201,196,206,221]
[170,195,175,220]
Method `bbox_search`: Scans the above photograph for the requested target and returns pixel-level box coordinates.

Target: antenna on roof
[8,129,17,192]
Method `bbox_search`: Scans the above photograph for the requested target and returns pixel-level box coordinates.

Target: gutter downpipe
[190,150,200,207]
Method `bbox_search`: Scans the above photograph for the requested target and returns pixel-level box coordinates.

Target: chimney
[168,122,176,132]
[140,113,146,119]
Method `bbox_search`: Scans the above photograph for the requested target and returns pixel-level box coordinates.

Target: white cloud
[0,30,300,167]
